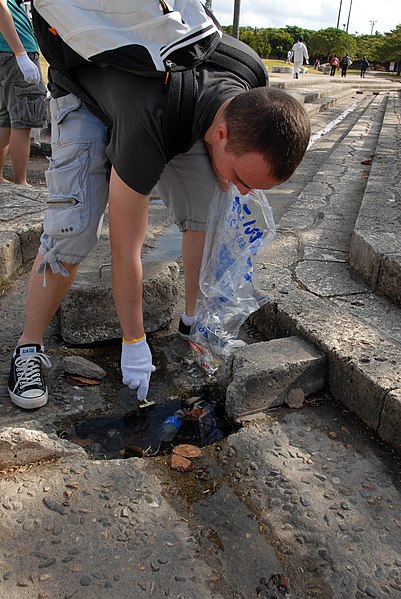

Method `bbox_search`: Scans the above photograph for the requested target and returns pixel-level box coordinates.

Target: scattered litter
[138,398,156,408]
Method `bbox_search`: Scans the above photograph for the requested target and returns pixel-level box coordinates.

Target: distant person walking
[340,53,352,78]
[360,57,369,78]
[286,49,292,63]
[329,54,340,76]
[291,37,309,79]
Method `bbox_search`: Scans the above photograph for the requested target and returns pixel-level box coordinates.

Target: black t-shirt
[51,46,265,195]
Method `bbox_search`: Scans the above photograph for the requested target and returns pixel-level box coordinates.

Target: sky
[211,0,401,36]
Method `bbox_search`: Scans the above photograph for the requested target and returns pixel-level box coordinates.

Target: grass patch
[261,58,326,75]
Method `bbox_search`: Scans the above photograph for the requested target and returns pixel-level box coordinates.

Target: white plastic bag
[190,185,276,374]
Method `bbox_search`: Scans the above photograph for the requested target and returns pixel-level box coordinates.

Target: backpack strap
[164,34,268,160]
[206,34,268,88]
[165,69,197,160]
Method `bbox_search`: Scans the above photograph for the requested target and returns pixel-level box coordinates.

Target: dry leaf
[167,454,194,472]
[66,375,100,386]
[173,444,202,459]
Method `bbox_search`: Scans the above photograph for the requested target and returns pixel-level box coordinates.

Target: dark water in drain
[62,395,230,460]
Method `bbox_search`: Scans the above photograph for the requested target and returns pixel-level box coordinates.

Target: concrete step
[57,201,179,343]
[349,91,401,307]
[252,88,401,451]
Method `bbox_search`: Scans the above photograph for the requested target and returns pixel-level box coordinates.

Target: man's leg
[9,127,31,185]
[153,140,216,337]
[9,95,109,409]
[0,127,11,183]
[17,255,80,347]
[182,230,206,316]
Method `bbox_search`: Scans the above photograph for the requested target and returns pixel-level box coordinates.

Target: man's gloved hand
[121,336,156,401]
[15,52,41,84]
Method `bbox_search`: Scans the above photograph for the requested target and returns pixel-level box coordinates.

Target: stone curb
[251,290,401,452]
[252,89,401,452]
[349,91,401,307]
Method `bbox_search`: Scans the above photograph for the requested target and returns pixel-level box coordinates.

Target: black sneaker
[8,344,51,409]
[178,318,192,340]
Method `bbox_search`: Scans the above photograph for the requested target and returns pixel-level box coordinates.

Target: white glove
[15,52,41,84]
[121,336,156,401]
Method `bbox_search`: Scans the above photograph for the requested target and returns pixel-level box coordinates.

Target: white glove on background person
[15,52,41,84]
[121,336,155,401]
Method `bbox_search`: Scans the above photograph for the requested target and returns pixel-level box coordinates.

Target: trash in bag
[190,185,276,375]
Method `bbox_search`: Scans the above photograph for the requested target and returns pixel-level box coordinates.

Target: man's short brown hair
[224,86,311,182]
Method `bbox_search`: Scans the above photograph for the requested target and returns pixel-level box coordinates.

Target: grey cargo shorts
[38,94,110,277]
[38,93,219,277]
[0,52,47,128]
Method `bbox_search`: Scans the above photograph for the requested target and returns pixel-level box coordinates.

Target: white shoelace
[13,353,52,392]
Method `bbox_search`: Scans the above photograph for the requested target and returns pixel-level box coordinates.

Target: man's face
[207,128,282,195]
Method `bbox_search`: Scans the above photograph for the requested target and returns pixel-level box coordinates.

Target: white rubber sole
[8,389,48,410]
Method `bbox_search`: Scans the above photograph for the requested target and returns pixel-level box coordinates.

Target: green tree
[309,28,356,61]
[375,24,401,72]
[238,27,271,57]
[267,28,294,58]
[284,25,304,44]
[355,34,383,62]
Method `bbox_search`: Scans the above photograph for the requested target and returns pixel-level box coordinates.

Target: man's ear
[211,122,229,145]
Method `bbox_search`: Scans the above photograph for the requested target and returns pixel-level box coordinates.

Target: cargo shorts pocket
[0,52,13,67]
[13,79,47,126]
[44,142,91,238]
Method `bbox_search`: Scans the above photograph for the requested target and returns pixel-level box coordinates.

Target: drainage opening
[58,393,235,460]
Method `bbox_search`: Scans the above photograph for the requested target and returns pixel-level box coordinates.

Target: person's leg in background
[0,126,11,183]
[0,52,46,185]
[8,126,31,185]
[0,124,32,186]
